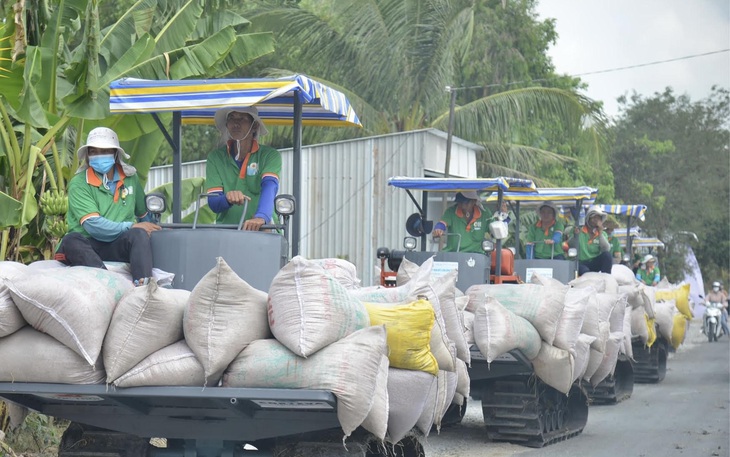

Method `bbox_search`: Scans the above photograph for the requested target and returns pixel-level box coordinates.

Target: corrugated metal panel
[146,129,480,286]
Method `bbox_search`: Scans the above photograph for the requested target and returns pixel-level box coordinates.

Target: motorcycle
[703,302,724,342]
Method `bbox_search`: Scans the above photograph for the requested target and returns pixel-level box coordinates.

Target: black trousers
[578,251,613,276]
[55,229,153,281]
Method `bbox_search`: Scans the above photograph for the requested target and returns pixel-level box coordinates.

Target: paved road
[424,320,730,457]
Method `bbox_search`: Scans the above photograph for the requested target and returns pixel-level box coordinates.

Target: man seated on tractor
[205,107,281,231]
[525,202,565,260]
[55,127,160,287]
[604,217,624,264]
[572,205,613,276]
[635,254,660,286]
[431,191,508,253]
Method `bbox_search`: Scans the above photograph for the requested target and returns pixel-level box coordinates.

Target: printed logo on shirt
[247,162,258,176]
[473,221,482,231]
[126,187,133,195]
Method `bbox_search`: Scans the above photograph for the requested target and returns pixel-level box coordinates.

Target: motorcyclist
[706,281,729,336]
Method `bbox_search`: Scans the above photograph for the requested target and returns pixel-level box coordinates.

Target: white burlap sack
[572,334,596,382]
[0,261,28,337]
[622,307,634,359]
[23,260,67,271]
[590,332,623,386]
[0,326,104,383]
[619,283,644,309]
[554,287,591,354]
[570,272,619,294]
[415,270,470,364]
[530,272,566,288]
[631,308,649,344]
[654,300,677,342]
[581,292,603,352]
[103,281,190,383]
[113,340,205,387]
[609,295,629,333]
[7,266,133,365]
[395,256,426,287]
[386,368,436,444]
[455,357,470,399]
[351,257,432,304]
[532,342,575,395]
[472,296,542,363]
[598,321,610,352]
[310,258,362,290]
[463,310,475,344]
[596,293,619,323]
[361,355,390,441]
[466,283,568,346]
[416,370,455,434]
[582,347,604,382]
[269,256,369,358]
[222,326,388,438]
[611,264,638,286]
[639,284,657,319]
[184,257,272,385]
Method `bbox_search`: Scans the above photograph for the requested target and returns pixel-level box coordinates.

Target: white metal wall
[146,128,482,286]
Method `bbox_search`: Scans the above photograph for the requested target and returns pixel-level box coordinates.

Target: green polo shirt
[439,205,495,253]
[526,219,565,259]
[67,166,147,237]
[637,266,660,285]
[205,142,282,224]
[608,235,622,256]
[577,226,609,261]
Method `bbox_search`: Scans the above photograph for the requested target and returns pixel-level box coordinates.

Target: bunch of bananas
[39,190,68,216]
[44,215,68,239]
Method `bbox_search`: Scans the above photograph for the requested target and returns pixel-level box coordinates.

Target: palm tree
[245,0,609,182]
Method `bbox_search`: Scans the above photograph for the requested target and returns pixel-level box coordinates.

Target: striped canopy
[612,226,643,239]
[109,75,362,127]
[617,237,665,249]
[387,177,536,193]
[486,186,598,207]
[597,204,647,219]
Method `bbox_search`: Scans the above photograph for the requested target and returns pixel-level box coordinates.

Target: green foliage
[3,413,67,457]
[610,86,730,284]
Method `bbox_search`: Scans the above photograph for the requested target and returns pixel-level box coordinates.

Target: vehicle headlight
[275,194,296,216]
[403,236,417,251]
[568,247,578,258]
[145,192,166,214]
[481,240,495,253]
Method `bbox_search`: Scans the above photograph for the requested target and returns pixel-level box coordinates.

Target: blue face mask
[89,154,116,174]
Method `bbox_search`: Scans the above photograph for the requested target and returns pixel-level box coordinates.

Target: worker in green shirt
[525,202,565,259]
[55,127,160,286]
[636,254,661,286]
[205,107,282,231]
[572,205,613,276]
[604,218,624,264]
[432,191,508,253]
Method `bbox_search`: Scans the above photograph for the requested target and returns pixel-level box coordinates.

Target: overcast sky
[534,0,730,119]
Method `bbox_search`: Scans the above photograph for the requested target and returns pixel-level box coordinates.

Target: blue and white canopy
[486,186,598,207]
[617,237,665,249]
[597,204,647,220]
[612,226,643,239]
[387,177,536,193]
[109,75,362,127]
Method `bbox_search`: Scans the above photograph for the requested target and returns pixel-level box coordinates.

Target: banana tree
[0,0,275,261]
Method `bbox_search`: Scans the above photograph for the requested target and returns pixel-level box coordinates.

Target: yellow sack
[365,299,438,376]
[645,316,657,348]
[671,314,689,350]
[656,283,692,319]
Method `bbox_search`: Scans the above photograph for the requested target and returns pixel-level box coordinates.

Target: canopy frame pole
[172,112,182,223]
[626,215,634,259]
[494,190,503,283]
[291,93,303,258]
[513,202,521,259]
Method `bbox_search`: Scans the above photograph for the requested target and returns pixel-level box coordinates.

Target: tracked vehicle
[0,76,424,457]
[379,177,590,448]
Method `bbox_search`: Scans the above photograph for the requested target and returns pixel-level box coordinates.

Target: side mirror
[405,213,433,237]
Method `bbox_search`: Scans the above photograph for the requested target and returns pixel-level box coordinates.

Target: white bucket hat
[214,106,269,139]
[76,127,136,175]
[76,127,129,162]
[642,254,655,264]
